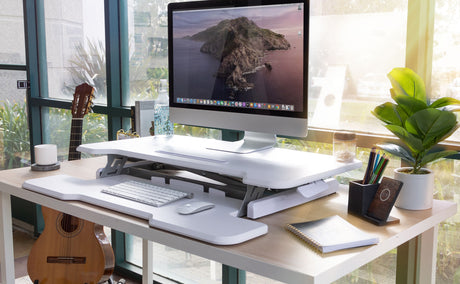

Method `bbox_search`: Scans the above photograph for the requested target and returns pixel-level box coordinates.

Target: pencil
[374,157,389,184]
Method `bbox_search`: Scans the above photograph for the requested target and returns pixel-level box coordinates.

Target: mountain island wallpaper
[173,4,304,111]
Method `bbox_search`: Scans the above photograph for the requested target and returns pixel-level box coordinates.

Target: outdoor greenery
[0,100,30,169]
[66,38,163,105]
[66,40,107,99]
[0,101,107,168]
[47,108,107,160]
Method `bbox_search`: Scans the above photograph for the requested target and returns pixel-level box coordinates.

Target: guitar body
[27,84,114,283]
[27,207,115,284]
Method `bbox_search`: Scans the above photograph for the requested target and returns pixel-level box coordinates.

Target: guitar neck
[68,118,83,161]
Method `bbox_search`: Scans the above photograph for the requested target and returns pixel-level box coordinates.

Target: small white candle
[34,144,57,165]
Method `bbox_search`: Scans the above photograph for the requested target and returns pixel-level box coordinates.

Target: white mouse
[176,201,215,215]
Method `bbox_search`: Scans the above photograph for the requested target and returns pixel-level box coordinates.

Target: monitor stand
[206,131,276,154]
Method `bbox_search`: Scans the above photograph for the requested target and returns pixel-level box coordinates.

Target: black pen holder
[348,180,400,226]
[348,180,379,216]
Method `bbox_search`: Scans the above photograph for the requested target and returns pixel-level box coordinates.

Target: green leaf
[387,68,427,103]
[377,143,415,164]
[405,109,458,149]
[394,104,410,126]
[420,150,459,168]
[372,102,403,126]
[429,97,460,109]
[392,94,428,118]
[419,124,459,152]
[386,124,424,153]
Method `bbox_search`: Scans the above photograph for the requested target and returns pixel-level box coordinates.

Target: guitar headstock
[71,83,95,119]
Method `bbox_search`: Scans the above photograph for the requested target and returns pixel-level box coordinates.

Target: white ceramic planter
[394,167,434,210]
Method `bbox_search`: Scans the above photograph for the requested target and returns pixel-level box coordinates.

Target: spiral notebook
[286,215,379,253]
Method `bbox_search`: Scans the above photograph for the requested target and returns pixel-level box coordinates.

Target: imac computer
[168,0,309,153]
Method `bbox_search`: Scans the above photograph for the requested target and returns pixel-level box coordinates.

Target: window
[432,0,460,142]
[123,1,224,282]
[126,0,170,107]
[37,0,108,158]
[0,79,29,169]
[308,0,407,133]
[0,0,28,169]
[44,0,107,105]
[431,1,460,283]
[46,107,107,160]
[0,0,26,65]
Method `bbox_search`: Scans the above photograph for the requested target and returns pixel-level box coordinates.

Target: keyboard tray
[22,174,267,245]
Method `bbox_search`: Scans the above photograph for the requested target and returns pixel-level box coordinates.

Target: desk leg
[0,192,15,284]
[396,226,438,284]
[142,239,153,284]
[222,265,246,284]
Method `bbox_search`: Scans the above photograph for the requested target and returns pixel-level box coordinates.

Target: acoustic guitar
[27,83,115,284]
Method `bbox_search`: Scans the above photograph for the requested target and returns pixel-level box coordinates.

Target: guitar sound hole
[56,213,84,237]
[61,214,80,233]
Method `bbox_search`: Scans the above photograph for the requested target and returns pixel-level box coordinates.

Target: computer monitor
[168,0,309,153]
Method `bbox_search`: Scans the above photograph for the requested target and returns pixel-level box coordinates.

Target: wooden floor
[12,227,140,284]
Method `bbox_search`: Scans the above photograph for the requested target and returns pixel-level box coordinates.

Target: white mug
[34,144,58,165]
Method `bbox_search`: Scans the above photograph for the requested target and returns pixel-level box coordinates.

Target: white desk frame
[0,157,457,284]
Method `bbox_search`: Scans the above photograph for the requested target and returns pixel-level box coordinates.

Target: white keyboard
[102,180,193,207]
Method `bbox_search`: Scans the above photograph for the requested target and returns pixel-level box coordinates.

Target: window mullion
[105,0,130,140]
[23,0,49,154]
[105,0,137,279]
[405,0,435,92]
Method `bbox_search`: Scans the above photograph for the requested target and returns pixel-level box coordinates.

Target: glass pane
[45,107,107,160]
[0,70,27,104]
[432,0,460,142]
[126,0,172,107]
[0,0,26,65]
[432,158,460,284]
[334,250,396,283]
[127,0,220,139]
[0,71,29,169]
[44,0,107,104]
[125,2,226,280]
[126,234,224,283]
[308,1,407,133]
[432,6,460,281]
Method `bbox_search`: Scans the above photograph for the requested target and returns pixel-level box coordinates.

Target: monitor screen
[168,0,309,153]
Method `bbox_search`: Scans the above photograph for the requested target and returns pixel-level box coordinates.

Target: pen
[370,155,388,184]
[373,151,380,172]
[363,147,376,184]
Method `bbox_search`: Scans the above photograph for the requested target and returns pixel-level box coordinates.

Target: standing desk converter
[22,135,363,245]
[0,137,456,283]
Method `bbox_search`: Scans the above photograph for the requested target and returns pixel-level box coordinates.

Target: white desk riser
[22,135,363,245]
[77,135,363,189]
[0,143,457,283]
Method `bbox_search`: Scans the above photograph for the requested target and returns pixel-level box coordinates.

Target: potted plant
[372,67,460,210]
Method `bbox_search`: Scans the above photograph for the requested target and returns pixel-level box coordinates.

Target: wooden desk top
[0,157,456,283]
